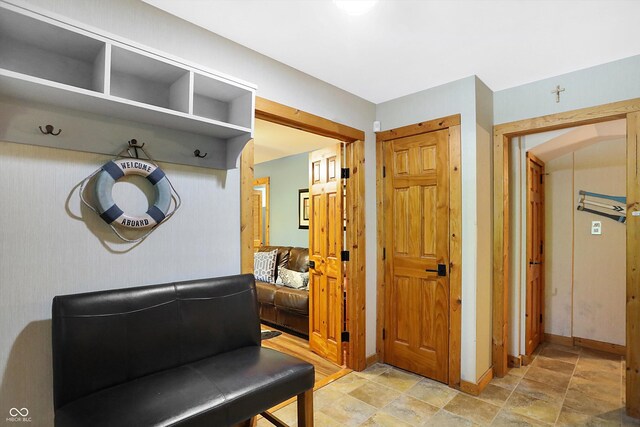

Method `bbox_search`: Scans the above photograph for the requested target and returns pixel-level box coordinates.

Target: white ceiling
[254,119,338,164]
[142,0,640,104]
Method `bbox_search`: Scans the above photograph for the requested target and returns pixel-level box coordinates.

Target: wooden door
[308,144,343,365]
[252,190,263,249]
[526,153,545,355]
[383,129,450,383]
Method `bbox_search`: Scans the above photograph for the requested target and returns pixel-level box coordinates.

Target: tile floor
[258,342,639,426]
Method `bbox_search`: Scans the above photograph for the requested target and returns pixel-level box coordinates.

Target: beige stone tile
[569,375,622,405]
[563,388,624,418]
[270,402,298,426]
[406,378,459,408]
[543,342,581,354]
[477,383,513,407]
[539,346,580,364]
[530,355,576,375]
[348,380,401,408]
[577,353,622,374]
[379,394,439,425]
[369,366,422,392]
[327,372,370,393]
[424,409,480,427]
[556,406,620,427]
[524,365,572,390]
[318,393,377,426]
[443,393,501,425]
[311,411,343,427]
[359,412,413,427]
[357,363,390,380]
[491,409,550,426]
[508,364,530,378]
[574,365,621,386]
[490,373,522,391]
[514,377,566,403]
[580,348,624,362]
[313,386,347,410]
[504,390,562,424]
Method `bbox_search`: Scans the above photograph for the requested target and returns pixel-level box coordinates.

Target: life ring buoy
[94,159,171,229]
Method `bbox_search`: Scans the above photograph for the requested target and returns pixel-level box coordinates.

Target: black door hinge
[540,314,543,323]
[540,242,544,255]
[341,168,350,179]
[382,328,386,340]
[341,250,350,261]
[540,174,544,184]
[382,166,386,178]
[382,247,386,260]
[341,331,350,342]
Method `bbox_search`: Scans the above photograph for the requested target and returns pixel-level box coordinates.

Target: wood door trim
[255,97,364,142]
[242,98,366,371]
[376,114,461,141]
[459,366,493,396]
[493,98,640,419]
[253,177,270,246]
[376,115,462,387]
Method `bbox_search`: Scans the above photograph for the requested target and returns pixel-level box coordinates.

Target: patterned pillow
[254,250,277,283]
[275,266,309,289]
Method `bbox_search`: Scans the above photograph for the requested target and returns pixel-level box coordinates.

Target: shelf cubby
[110,45,191,114]
[0,6,106,93]
[0,1,255,169]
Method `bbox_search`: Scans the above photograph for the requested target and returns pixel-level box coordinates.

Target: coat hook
[194,149,208,159]
[39,124,62,136]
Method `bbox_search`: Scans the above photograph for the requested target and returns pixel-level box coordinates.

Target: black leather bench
[51,274,314,427]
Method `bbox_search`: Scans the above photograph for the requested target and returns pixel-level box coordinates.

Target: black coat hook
[194,149,208,158]
[39,124,62,135]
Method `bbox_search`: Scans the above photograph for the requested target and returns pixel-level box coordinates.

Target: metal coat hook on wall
[194,149,208,159]
[127,139,145,159]
[39,124,62,135]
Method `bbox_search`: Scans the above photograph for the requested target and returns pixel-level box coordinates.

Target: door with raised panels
[383,129,450,383]
[308,144,343,365]
[526,152,545,355]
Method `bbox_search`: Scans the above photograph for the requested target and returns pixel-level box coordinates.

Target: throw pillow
[276,266,309,289]
[254,250,277,283]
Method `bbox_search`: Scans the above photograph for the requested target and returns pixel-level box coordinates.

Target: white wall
[494,54,640,124]
[571,140,626,345]
[375,75,484,382]
[0,1,376,424]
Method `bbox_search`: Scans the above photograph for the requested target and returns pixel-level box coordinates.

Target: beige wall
[545,138,626,345]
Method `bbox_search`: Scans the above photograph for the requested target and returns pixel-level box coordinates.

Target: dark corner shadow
[0,320,54,426]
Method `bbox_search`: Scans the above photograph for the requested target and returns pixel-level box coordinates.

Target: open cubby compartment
[193,73,253,129]
[0,5,107,93]
[110,45,191,114]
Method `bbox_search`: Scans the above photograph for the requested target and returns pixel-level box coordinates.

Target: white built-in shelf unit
[0,1,256,169]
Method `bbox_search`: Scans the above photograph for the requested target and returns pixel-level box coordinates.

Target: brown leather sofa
[255,246,309,336]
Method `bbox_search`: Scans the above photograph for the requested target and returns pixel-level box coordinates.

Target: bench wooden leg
[234,416,256,427]
[297,388,313,427]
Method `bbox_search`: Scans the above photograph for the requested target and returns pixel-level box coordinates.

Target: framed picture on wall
[298,188,309,229]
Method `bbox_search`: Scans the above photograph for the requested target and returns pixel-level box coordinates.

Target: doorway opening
[509,120,627,364]
[375,115,463,388]
[240,98,367,372]
[492,98,640,418]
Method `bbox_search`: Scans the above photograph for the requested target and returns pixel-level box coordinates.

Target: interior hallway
[258,342,637,426]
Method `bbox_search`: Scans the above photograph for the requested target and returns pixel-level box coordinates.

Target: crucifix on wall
[551,85,565,103]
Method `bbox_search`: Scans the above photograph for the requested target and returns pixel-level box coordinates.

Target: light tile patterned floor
[258,342,640,426]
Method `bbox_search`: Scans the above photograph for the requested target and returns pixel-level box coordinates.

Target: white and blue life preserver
[95,159,171,229]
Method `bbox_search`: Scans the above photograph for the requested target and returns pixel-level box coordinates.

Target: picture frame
[298,188,309,229]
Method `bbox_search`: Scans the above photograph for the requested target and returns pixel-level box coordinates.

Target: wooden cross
[551,85,565,103]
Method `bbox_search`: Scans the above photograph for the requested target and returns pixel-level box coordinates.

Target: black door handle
[426,264,447,277]
[529,261,543,265]
[309,261,315,269]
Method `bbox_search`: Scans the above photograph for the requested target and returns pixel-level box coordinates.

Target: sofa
[255,246,309,336]
[51,274,315,427]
